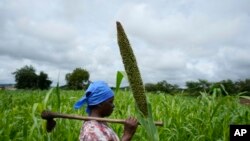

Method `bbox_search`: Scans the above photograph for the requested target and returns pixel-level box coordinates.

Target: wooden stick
[41,110,163,126]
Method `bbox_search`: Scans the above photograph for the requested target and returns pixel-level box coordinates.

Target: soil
[239,98,250,106]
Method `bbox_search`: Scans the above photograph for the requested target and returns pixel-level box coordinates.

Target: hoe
[41,110,163,132]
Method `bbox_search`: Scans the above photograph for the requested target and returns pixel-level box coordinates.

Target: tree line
[12,65,89,90]
[145,79,250,96]
[12,65,250,96]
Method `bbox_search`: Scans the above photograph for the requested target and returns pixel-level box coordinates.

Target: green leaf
[56,82,61,112]
[43,88,53,109]
[115,71,127,94]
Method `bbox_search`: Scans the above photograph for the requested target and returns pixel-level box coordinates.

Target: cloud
[0,0,250,87]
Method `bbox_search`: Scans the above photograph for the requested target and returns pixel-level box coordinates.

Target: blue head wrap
[74,81,114,115]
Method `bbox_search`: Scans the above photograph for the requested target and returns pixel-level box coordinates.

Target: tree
[145,80,179,94]
[210,79,236,95]
[145,83,157,92]
[65,68,90,90]
[13,65,38,89]
[235,79,250,96]
[37,71,52,90]
[186,79,211,95]
[12,65,52,89]
[156,80,179,93]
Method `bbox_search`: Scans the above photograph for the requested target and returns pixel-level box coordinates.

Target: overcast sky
[1,0,250,87]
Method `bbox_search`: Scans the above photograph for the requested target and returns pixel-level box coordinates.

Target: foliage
[235,79,250,96]
[145,80,179,94]
[12,65,37,89]
[185,79,211,95]
[115,71,127,94]
[0,90,249,141]
[185,79,250,96]
[145,78,250,96]
[12,65,52,90]
[210,79,236,95]
[65,68,90,90]
[115,70,159,140]
[37,72,53,90]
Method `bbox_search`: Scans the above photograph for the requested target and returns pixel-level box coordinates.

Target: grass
[0,89,249,141]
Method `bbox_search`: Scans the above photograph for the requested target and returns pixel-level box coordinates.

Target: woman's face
[99,97,114,117]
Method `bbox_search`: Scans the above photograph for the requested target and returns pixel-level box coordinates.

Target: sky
[0,0,250,87]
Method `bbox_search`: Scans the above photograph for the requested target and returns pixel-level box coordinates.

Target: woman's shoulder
[84,120,103,125]
[83,120,106,129]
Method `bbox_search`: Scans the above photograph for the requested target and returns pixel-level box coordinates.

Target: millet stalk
[116,21,148,117]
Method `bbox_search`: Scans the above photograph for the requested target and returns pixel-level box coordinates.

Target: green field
[0,89,249,141]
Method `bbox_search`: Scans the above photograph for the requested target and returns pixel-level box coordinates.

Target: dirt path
[240,98,250,106]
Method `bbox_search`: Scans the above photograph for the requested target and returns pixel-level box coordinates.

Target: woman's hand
[122,117,138,141]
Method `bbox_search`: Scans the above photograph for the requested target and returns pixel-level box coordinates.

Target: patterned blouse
[79,120,120,141]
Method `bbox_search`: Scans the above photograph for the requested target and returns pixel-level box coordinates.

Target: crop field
[0,89,249,141]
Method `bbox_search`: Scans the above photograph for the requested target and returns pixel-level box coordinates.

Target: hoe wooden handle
[41,110,163,126]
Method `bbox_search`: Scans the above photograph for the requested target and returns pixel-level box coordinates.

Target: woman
[74,81,138,141]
